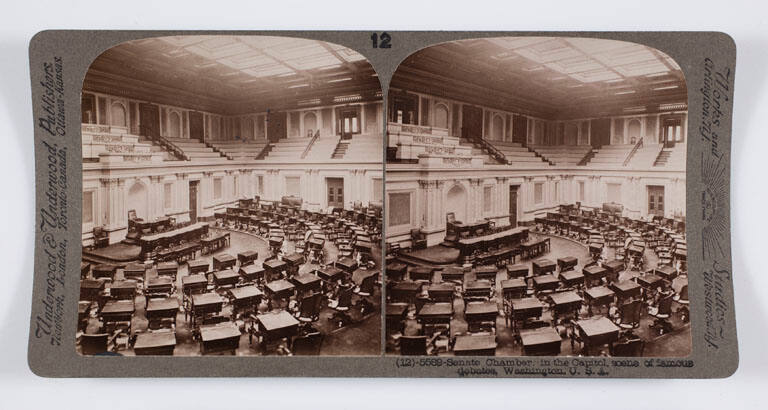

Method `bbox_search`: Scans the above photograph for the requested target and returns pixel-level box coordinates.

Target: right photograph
[384,37,689,357]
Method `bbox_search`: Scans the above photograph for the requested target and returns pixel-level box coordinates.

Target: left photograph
[78,35,383,356]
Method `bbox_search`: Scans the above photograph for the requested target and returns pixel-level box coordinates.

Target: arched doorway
[304,112,317,136]
[445,184,467,223]
[126,181,149,221]
[169,112,181,138]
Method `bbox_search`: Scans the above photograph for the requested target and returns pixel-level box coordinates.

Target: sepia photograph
[77,35,383,356]
[385,37,690,357]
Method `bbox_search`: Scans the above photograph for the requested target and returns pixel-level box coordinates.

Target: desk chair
[610,339,645,357]
[328,286,355,328]
[673,284,689,305]
[297,293,324,325]
[353,274,377,316]
[79,333,111,355]
[649,294,675,335]
[411,229,427,250]
[291,331,323,355]
[615,300,643,329]
[399,335,428,355]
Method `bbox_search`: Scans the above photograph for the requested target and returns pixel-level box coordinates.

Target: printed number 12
[371,32,392,49]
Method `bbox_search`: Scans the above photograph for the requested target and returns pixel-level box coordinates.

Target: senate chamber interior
[384,37,690,357]
[77,36,383,356]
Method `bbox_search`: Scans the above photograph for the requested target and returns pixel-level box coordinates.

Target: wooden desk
[92,264,117,280]
[501,278,527,300]
[239,264,265,283]
[636,273,664,289]
[134,331,176,355]
[228,285,263,314]
[212,253,236,270]
[237,250,259,266]
[576,317,620,352]
[336,257,358,274]
[213,269,240,287]
[474,265,499,283]
[291,273,322,294]
[532,258,556,276]
[123,263,146,281]
[156,262,179,279]
[584,286,615,314]
[654,265,677,281]
[145,276,173,297]
[520,327,562,356]
[265,279,296,303]
[417,302,454,334]
[386,261,408,281]
[510,297,544,331]
[109,280,137,300]
[464,301,499,332]
[181,274,208,295]
[389,281,422,304]
[257,310,300,343]
[506,263,529,279]
[264,259,288,281]
[386,303,409,334]
[583,265,608,286]
[548,291,583,317]
[146,297,180,327]
[316,266,344,282]
[610,280,642,302]
[191,293,224,318]
[559,270,585,288]
[409,266,434,282]
[101,300,135,331]
[464,280,493,299]
[200,322,241,354]
[557,256,578,272]
[533,274,560,293]
[440,266,466,282]
[603,259,624,282]
[453,334,497,356]
[427,283,455,303]
[187,259,209,275]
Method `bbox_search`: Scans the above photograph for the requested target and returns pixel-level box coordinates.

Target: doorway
[509,185,519,227]
[139,103,160,138]
[189,111,204,141]
[189,181,199,222]
[661,116,682,148]
[590,118,611,148]
[461,105,483,139]
[326,178,344,208]
[647,185,665,217]
[337,108,360,140]
[267,111,287,142]
[445,184,467,223]
[389,94,418,124]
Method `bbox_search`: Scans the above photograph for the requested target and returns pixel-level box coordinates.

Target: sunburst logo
[701,152,728,259]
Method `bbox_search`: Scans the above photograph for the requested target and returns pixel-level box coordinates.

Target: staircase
[583,144,635,167]
[305,136,340,160]
[332,140,349,159]
[207,139,270,160]
[529,145,592,166]
[654,145,686,169]
[261,138,311,160]
[654,150,671,166]
[626,142,663,168]
[459,138,506,165]
[163,137,228,161]
[331,134,382,161]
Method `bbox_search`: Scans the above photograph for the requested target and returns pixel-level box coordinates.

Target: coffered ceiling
[83,35,381,114]
[392,37,687,119]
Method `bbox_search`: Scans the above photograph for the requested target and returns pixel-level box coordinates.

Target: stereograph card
[28,30,737,378]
